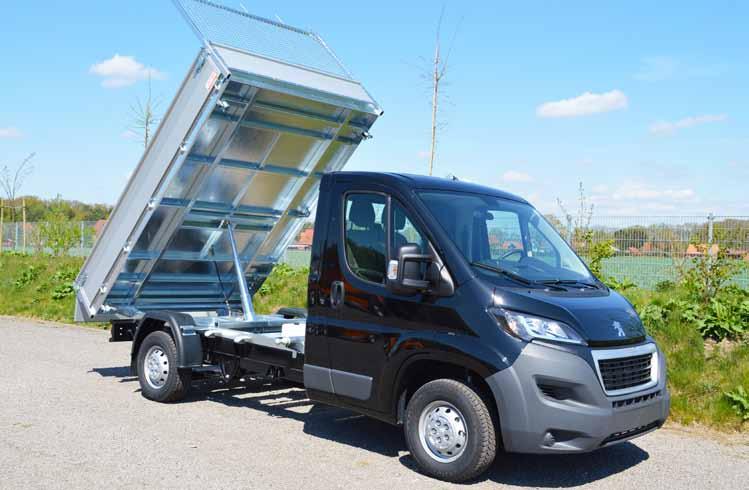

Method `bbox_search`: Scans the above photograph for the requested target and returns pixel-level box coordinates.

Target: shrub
[14,265,39,289]
[655,280,676,292]
[38,197,83,256]
[725,387,749,421]
[679,245,745,306]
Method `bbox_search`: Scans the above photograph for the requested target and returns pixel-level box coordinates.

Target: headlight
[490,308,585,345]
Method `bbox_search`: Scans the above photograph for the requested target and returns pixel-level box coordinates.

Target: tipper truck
[75,0,670,482]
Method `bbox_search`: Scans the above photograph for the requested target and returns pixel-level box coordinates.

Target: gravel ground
[1,317,747,489]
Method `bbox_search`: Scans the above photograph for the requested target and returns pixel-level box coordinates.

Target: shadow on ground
[90,366,137,383]
[91,369,649,487]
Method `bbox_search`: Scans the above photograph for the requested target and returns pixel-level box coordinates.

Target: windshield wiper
[470,262,533,286]
[537,279,601,289]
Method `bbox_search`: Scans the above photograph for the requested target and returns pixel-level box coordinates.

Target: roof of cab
[332,172,529,204]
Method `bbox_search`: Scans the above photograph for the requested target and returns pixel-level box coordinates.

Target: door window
[344,193,387,284]
[391,202,427,254]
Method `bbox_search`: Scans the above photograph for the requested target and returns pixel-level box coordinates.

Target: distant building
[685,244,720,257]
[290,228,314,250]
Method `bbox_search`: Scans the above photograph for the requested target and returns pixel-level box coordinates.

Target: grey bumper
[485,341,670,454]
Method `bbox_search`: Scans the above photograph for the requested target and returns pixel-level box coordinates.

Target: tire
[404,379,496,482]
[136,331,191,403]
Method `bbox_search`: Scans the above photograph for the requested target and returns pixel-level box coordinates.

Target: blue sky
[1,0,747,216]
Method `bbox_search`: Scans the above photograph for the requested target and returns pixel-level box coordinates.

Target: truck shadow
[89,371,649,486]
[197,380,650,487]
[90,366,137,383]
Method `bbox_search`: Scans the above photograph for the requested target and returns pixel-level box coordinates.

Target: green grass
[1,252,747,431]
[0,253,84,323]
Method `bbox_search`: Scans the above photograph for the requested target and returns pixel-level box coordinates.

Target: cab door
[326,187,390,407]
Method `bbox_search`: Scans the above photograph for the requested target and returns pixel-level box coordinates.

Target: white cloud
[417,150,431,160]
[0,127,23,139]
[501,170,534,183]
[634,56,679,82]
[89,54,165,88]
[536,90,628,118]
[584,180,699,215]
[121,129,138,140]
[649,114,727,135]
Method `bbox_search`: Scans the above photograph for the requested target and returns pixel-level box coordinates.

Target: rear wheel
[136,331,191,403]
[404,379,496,482]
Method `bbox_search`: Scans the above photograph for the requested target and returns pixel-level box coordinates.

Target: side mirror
[387,244,434,295]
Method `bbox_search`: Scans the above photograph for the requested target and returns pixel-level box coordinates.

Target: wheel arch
[392,354,499,429]
[130,311,203,373]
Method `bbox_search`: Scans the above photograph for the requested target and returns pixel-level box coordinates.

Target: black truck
[75,1,669,483]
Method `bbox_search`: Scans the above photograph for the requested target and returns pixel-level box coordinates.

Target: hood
[488,281,646,346]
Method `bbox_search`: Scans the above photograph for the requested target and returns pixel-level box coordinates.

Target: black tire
[404,379,496,482]
[136,331,191,403]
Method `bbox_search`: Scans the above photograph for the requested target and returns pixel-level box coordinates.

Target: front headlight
[489,307,586,345]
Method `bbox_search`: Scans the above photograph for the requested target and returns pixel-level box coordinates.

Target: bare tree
[423,6,461,176]
[557,182,595,247]
[0,152,35,221]
[130,77,162,149]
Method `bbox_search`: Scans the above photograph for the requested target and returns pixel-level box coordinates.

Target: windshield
[419,191,593,283]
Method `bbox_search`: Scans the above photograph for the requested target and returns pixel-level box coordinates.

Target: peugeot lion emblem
[612,320,626,338]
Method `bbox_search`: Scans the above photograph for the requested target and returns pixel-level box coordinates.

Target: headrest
[349,199,375,228]
[381,206,407,230]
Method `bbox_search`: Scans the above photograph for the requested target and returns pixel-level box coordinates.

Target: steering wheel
[499,249,524,261]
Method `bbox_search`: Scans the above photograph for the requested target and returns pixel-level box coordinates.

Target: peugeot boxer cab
[302,172,670,481]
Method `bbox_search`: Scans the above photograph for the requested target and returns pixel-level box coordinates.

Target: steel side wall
[75,52,227,320]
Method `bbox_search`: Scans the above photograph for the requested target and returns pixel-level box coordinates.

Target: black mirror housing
[387,244,433,295]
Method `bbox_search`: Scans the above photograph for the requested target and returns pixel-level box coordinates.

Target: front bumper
[485,341,670,454]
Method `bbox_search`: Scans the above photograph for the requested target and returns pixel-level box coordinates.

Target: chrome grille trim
[591,343,659,397]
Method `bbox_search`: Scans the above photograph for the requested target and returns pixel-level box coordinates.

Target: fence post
[707,213,714,245]
[565,215,573,246]
[15,222,19,252]
[80,222,85,254]
[22,198,27,252]
[0,199,3,253]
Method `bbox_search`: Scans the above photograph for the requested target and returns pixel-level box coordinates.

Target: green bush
[725,387,749,421]
[38,197,83,256]
[13,265,39,289]
[626,286,749,429]
[254,263,309,314]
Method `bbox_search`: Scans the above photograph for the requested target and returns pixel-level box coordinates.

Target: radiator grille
[598,353,653,392]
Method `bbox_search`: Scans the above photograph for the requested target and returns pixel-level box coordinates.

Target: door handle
[331,281,345,309]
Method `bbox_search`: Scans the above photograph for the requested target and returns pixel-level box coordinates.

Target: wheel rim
[418,401,468,463]
[144,346,169,389]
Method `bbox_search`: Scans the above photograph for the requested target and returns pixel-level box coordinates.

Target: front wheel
[136,331,191,403]
[404,379,497,482]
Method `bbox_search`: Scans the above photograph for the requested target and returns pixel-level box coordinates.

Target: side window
[487,211,524,263]
[528,223,559,267]
[344,193,387,284]
[391,202,426,254]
